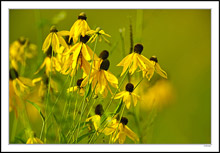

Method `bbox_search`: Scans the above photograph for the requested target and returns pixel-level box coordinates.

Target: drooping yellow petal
[124,125,139,143]
[132,93,140,107]
[114,91,127,99]
[57,35,69,50]
[81,44,92,61]
[42,33,52,52]
[129,53,138,75]
[117,54,133,76]
[104,71,118,88]
[155,63,168,79]
[51,33,60,53]
[124,92,132,109]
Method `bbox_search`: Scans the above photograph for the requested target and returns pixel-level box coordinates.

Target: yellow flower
[140,79,175,111]
[81,59,118,98]
[86,104,104,131]
[69,12,90,43]
[86,27,111,43]
[35,46,61,77]
[114,83,140,109]
[26,131,43,144]
[61,35,98,76]
[142,56,168,81]
[9,68,33,115]
[67,78,85,96]
[103,115,139,144]
[117,44,154,76]
[42,25,69,53]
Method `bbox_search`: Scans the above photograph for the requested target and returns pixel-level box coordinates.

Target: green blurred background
[9,9,211,144]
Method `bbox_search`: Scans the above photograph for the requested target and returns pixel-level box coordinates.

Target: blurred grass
[9,9,211,144]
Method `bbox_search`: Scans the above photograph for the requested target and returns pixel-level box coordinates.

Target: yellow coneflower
[86,104,104,131]
[142,56,168,81]
[42,25,69,53]
[102,115,139,144]
[117,44,154,76]
[81,59,118,98]
[61,35,98,76]
[9,68,33,115]
[67,78,85,96]
[26,131,43,144]
[69,12,90,43]
[35,46,61,77]
[9,68,33,97]
[86,27,111,43]
[114,83,140,109]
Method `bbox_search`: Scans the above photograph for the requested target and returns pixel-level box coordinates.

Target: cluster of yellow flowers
[9,12,170,144]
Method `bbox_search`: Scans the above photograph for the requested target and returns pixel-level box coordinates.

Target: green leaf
[26,100,45,121]
[73,130,95,143]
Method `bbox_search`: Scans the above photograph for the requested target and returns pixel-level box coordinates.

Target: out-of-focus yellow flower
[142,56,167,81]
[67,78,85,96]
[114,83,140,109]
[26,131,43,144]
[9,68,33,115]
[61,35,98,76]
[103,115,139,144]
[140,79,175,111]
[42,25,69,53]
[9,68,34,97]
[117,44,154,76]
[9,37,37,70]
[32,75,58,99]
[81,59,118,98]
[69,12,90,43]
[35,46,61,77]
[86,104,104,131]
[86,27,111,43]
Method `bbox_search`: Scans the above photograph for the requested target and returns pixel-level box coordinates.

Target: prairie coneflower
[86,104,104,131]
[117,44,154,76]
[142,56,168,81]
[86,27,111,43]
[102,115,139,144]
[9,68,33,114]
[42,25,69,53]
[35,46,61,77]
[81,59,118,98]
[114,83,140,109]
[61,35,98,76]
[69,12,90,43]
[67,78,85,96]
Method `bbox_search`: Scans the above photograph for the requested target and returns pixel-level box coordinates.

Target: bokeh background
[9,9,211,144]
